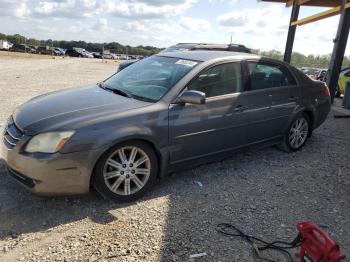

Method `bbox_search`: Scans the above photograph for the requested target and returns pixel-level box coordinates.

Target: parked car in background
[92,52,102,58]
[82,50,94,58]
[300,67,321,79]
[102,52,116,59]
[65,48,82,57]
[2,51,331,201]
[316,69,327,82]
[337,67,350,97]
[10,43,35,53]
[117,60,139,72]
[65,48,91,58]
[28,45,37,53]
[53,47,65,56]
[37,46,52,55]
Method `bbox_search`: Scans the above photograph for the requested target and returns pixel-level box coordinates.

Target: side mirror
[178,90,206,105]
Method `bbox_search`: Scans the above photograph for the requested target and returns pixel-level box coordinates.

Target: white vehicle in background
[120,54,128,60]
[0,40,12,50]
[102,50,117,59]
[82,49,94,58]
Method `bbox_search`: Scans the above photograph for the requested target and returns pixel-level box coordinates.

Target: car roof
[157,50,260,62]
[174,43,248,48]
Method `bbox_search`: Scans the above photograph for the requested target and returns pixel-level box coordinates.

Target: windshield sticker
[175,59,198,67]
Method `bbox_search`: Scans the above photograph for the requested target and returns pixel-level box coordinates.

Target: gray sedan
[2,51,331,201]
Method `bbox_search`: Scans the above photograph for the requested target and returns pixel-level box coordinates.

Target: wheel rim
[289,117,309,149]
[103,146,151,196]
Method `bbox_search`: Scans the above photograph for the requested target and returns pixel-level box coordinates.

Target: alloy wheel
[103,146,151,195]
[288,117,309,149]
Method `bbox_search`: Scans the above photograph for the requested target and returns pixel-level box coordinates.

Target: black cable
[216,223,301,262]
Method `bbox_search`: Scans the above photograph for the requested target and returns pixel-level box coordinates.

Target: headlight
[25,131,75,153]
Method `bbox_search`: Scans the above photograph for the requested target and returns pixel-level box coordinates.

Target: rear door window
[247,62,296,91]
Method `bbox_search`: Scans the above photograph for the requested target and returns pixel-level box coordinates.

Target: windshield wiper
[98,82,132,98]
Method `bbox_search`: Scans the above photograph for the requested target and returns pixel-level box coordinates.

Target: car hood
[13,85,149,134]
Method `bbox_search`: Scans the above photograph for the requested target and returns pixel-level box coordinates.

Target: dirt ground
[0,53,349,262]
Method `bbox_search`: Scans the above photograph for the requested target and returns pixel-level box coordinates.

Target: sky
[0,0,348,55]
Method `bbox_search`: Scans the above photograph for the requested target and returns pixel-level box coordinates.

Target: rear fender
[281,105,315,135]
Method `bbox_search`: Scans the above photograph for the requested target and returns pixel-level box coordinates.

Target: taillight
[322,85,330,97]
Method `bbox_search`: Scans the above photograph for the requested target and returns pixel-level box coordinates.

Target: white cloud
[217,6,290,50]
[216,5,348,55]
[209,0,238,5]
[179,16,211,31]
[217,5,289,33]
[0,0,347,55]
[121,20,181,34]
[32,0,196,19]
[34,0,100,18]
[0,0,30,18]
[91,18,108,31]
[108,0,196,19]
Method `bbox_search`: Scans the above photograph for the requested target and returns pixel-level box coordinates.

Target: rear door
[245,60,299,143]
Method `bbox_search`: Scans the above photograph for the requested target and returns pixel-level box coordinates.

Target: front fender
[61,123,166,154]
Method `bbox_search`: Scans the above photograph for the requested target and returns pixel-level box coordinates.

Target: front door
[168,61,249,164]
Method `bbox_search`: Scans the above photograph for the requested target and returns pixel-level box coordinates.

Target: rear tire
[278,113,310,153]
[92,141,158,202]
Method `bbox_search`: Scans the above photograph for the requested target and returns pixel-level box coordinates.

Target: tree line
[257,49,350,69]
[0,33,162,56]
[1,32,349,68]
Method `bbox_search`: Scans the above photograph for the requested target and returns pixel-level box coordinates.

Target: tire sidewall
[92,141,158,202]
[284,113,311,152]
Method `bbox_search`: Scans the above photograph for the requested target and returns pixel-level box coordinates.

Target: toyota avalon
[2,51,331,201]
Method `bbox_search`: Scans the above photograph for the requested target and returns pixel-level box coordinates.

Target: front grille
[3,116,24,149]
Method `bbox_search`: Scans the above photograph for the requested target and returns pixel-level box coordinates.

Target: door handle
[288,96,297,102]
[234,105,248,112]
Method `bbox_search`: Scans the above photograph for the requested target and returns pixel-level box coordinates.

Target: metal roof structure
[260,0,350,102]
[262,0,344,7]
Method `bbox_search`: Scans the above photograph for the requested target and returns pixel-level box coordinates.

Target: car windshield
[104,56,200,102]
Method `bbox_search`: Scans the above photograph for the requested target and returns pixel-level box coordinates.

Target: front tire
[279,113,310,153]
[92,141,158,202]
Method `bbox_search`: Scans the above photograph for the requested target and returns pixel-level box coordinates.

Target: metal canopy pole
[284,1,300,63]
[327,0,350,103]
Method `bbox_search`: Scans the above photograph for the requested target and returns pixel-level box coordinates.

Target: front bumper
[1,135,105,195]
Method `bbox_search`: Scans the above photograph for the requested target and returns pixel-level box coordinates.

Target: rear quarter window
[290,67,313,85]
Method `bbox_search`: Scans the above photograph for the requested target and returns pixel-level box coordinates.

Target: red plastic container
[297,222,345,262]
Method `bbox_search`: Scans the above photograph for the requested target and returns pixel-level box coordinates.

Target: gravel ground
[0,53,349,262]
